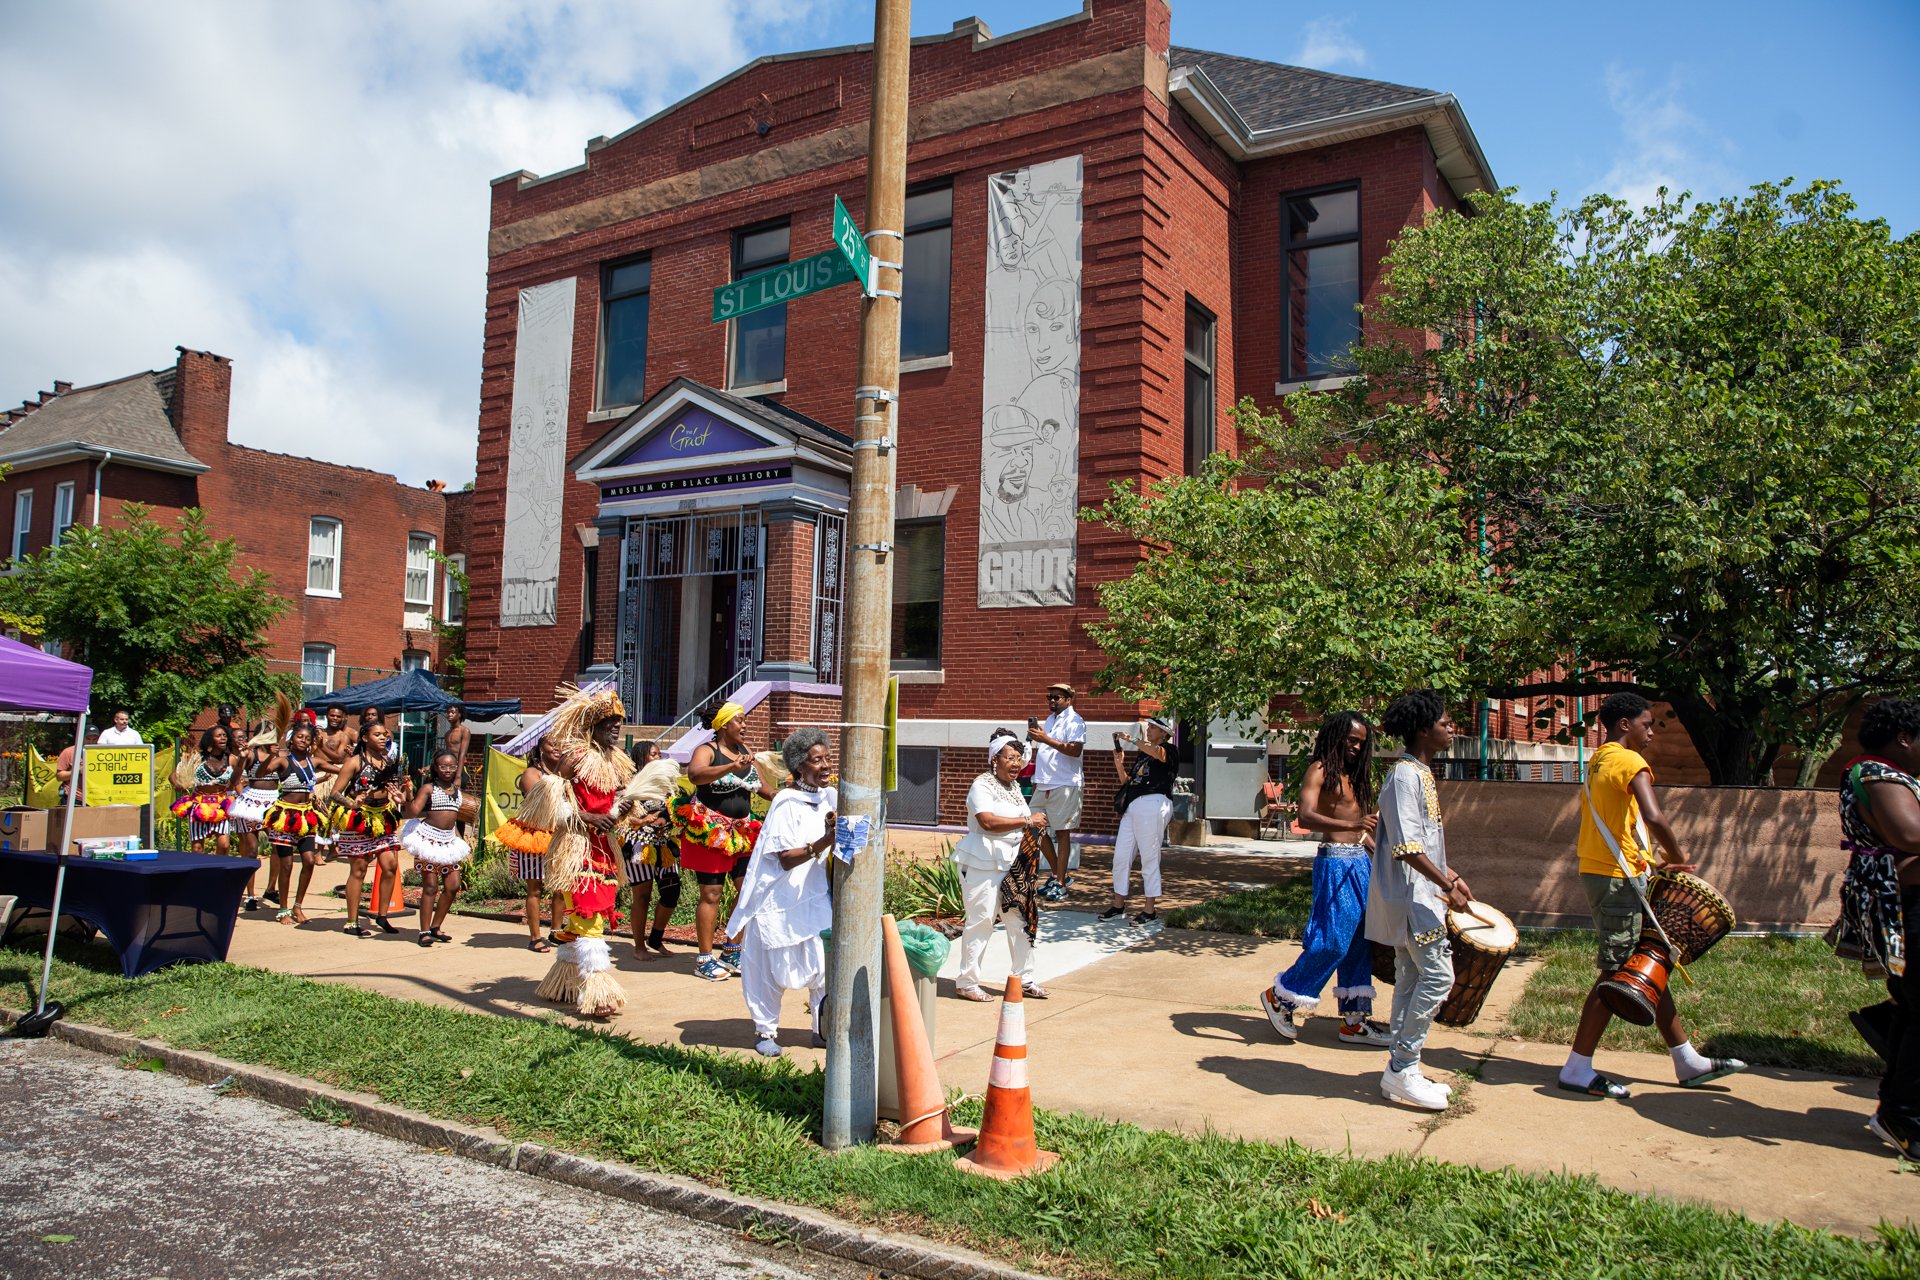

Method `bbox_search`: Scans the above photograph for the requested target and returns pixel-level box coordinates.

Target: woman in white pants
[953,730,1051,1002]
[1101,717,1177,925]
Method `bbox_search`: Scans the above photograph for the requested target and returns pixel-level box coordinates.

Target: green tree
[0,505,296,743]
[1088,412,1506,724]
[1092,180,1920,784]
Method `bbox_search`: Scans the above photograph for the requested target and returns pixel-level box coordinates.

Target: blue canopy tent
[303,670,519,770]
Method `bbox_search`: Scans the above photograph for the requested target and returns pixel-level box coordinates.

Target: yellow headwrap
[709,701,745,732]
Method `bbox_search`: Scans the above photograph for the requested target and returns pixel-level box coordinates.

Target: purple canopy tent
[0,635,96,1035]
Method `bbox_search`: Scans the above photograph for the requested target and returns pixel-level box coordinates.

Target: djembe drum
[1367,899,1518,1027]
[1596,870,1734,1026]
[1435,901,1517,1026]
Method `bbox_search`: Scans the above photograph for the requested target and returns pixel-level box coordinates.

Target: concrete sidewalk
[225,861,1913,1240]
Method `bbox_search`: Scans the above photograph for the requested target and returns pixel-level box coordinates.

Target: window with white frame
[301,644,335,700]
[405,533,435,606]
[11,490,32,560]
[442,552,466,624]
[307,517,341,595]
[51,483,76,547]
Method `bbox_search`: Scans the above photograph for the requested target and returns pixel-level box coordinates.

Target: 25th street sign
[710,198,875,323]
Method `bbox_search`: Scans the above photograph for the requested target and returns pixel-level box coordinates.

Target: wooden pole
[822,0,910,1149]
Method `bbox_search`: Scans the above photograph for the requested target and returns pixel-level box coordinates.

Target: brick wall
[467,0,1219,724]
[0,348,451,696]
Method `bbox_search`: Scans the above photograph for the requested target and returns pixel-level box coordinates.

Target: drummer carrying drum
[1559,692,1745,1099]
[1366,690,1473,1112]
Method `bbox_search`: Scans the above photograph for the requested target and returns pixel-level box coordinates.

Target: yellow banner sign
[83,745,153,807]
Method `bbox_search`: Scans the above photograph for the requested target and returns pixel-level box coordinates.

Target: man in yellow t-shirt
[1558,692,1746,1099]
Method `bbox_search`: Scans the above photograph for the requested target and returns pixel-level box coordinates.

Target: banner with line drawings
[978,154,1082,608]
[501,278,574,627]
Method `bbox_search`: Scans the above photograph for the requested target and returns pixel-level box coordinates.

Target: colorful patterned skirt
[172,791,232,843]
[400,818,472,869]
[263,797,327,847]
[335,801,400,861]
[226,786,276,834]
[672,793,761,874]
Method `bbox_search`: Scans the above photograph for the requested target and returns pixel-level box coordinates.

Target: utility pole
[822,0,910,1150]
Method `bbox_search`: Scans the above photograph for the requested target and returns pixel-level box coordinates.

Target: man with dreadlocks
[1261,711,1389,1046]
[525,684,637,1019]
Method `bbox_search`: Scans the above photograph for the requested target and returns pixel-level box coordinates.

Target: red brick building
[462,0,1507,828]
[0,347,468,702]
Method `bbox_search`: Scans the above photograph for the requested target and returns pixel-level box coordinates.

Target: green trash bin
[822,920,950,1121]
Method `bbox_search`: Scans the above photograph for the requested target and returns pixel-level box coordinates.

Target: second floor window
[12,490,32,560]
[308,517,341,595]
[301,644,335,700]
[51,483,75,547]
[1184,301,1216,475]
[730,221,789,389]
[442,552,466,624]
[1282,184,1361,380]
[600,257,651,408]
[405,533,436,606]
[901,184,953,361]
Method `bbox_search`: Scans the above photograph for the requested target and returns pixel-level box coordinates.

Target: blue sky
[0,1,1911,487]
[823,1,1919,231]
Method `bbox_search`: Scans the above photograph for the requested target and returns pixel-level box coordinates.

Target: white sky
[0,0,826,487]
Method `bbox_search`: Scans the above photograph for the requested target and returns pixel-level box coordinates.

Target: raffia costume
[528,685,637,1017]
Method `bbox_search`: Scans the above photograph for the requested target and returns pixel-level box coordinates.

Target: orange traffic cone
[877,914,976,1154]
[952,975,1059,1180]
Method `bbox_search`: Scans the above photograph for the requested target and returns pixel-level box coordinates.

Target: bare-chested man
[315,706,359,774]
[442,704,471,780]
[1260,710,1389,1045]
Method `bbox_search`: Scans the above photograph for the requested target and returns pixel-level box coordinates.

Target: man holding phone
[1028,682,1085,902]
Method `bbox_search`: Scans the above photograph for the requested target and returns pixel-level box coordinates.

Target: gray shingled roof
[1171,46,1442,134]
[0,372,206,471]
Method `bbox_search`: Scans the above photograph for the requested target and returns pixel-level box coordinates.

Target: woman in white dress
[725,728,837,1057]
[953,729,1051,1002]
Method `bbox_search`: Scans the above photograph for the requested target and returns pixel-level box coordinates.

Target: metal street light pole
[822,0,910,1150]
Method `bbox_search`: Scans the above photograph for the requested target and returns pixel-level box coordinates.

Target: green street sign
[832,195,873,294]
[711,248,861,323]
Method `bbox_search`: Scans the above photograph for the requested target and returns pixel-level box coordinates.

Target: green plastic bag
[821,920,950,979]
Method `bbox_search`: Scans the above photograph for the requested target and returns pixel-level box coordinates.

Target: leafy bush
[894,848,963,919]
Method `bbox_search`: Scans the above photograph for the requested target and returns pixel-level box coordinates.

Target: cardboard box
[0,808,50,852]
[66,805,143,853]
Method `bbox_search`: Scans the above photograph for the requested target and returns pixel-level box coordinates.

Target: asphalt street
[0,1037,873,1280]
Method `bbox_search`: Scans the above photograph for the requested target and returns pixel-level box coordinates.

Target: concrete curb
[4,1009,1047,1280]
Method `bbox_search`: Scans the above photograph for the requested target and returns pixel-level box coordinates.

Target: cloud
[0,0,826,486]
[1292,18,1368,71]
[1594,66,1737,211]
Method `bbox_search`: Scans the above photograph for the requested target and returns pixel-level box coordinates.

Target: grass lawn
[5,941,1914,1280]
[1504,931,1886,1077]
[1164,880,1886,1076]
[1163,875,1315,938]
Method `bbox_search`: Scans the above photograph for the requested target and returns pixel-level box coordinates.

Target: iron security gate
[811,512,847,685]
[617,509,764,722]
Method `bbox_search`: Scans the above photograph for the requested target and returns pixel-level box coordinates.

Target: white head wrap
[987,734,1021,762]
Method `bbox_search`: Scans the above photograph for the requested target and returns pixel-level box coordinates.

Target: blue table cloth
[0,849,258,978]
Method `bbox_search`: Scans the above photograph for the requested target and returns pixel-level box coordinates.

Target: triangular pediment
[572,377,850,482]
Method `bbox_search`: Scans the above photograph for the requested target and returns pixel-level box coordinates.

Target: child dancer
[402,749,474,946]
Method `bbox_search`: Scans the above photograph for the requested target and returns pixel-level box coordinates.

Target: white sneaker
[755,1037,782,1057]
[1381,1064,1450,1111]
[1261,987,1300,1042]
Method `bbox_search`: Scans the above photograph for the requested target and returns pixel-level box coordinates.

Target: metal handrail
[652,663,754,742]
